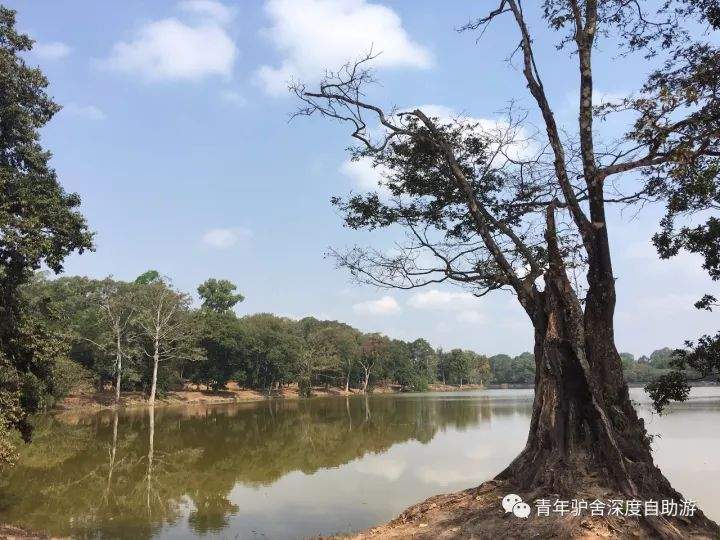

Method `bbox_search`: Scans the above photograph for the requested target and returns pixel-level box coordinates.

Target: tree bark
[149,335,159,406]
[362,366,370,393]
[496,207,719,537]
[114,332,122,407]
[345,371,350,393]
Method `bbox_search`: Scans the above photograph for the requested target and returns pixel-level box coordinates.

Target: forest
[20,270,685,409]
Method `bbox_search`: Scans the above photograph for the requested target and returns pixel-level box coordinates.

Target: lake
[1,387,718,539]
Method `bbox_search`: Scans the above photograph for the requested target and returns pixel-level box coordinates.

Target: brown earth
[55,382,485,412]
[328,480,717,540]
[0,525,52,539]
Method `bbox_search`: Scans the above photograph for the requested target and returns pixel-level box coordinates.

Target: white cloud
[353,455,406,480]
[256,0,432,96]
[408,289,477,310]
[456,310,485,324]
[409,104,537,163]
[339,158,392,198]
[202,227,252,248]
[416,465,486,486]
[408,289,486,324]
[62,103,106,121]
[33,41,71,60]
[352,295,401,315]
[178,0,236,24]
[102,1,237,82]
[220,89,247,106]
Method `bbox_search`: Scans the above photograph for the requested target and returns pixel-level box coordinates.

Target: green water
[0,388,718,539]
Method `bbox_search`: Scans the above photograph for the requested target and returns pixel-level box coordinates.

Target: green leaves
[197,278,245,313]
[0,7,93,467]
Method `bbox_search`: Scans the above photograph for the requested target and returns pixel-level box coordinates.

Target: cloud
[416,465,486,486]
[33,41,71,60]
[339,158,392,198]
[408,289,477,310]
[408,289,486,324]
[178,0,236,24]
[220,89,247,106]
[353,455,406,480]
[352,295,401,315]
[409,104,537,163]
[202,227,252,248]
[102,1,237,82]
[256,0,432,96]
[62,103,106,121]
[456,310,484,324]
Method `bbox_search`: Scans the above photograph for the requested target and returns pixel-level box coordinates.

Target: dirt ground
[55,382,485,412]
[328,480,717,540]
[0,525,50,540]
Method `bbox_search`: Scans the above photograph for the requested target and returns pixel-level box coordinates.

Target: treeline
[23,272,498,403]
[22,272,690,406]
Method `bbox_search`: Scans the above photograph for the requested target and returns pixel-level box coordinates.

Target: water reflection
[0,389,716,539]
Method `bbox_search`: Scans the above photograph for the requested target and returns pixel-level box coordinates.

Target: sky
[7,0,718,358]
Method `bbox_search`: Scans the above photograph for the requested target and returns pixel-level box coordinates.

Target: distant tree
[134,270,161,285]
[619,353,635,371]
[96,279,137,405]
[134,280,200,404]
[239,314,302,392]
[193,310,245,391]
[300,320,361,392]
[409,338,437,385]
[359,334,389,393]
[0,6,93,469]
[197,278,244,314]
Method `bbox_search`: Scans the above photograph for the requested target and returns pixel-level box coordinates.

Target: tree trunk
[345,371,350,393]
[114,333,122,407]
[149,339,159,406]
[362,367,370,393]
[496,210,720,537]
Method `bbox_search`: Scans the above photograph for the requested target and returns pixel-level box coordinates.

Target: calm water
[0,388,718,539]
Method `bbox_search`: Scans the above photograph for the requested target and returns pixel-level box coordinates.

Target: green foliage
[197,278,244,313]
[134,270,161,285]
[488,353,535,385]
[0,6,93,469]
[51,357,94,399]
[645,371,692,414]
[192,311,246,391]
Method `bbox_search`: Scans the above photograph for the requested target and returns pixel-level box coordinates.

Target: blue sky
[8,0,717,357]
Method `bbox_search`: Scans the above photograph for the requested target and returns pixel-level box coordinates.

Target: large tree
[294,0,719,535]
[197,278,244,314]
[0,6,93,469]
[135,279,199,405]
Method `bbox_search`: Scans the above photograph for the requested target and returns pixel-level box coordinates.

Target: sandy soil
[328,480,717,540]
[0,525,51,539]
[55,382,485,412]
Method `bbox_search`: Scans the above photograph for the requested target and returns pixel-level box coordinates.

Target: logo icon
[502,494,531,518]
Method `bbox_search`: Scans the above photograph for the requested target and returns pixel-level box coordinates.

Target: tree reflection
[0,395,532,538]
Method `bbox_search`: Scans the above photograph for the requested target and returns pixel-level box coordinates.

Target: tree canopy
[0,6,93,471]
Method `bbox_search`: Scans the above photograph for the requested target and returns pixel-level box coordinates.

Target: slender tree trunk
[345,371,350,393]
[149,334,159,406]
[362,366,370,393]
[114,332,122,407]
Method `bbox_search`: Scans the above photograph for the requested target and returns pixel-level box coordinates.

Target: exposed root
[329,479,719,540]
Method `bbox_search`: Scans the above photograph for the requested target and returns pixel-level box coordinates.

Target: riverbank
[329,479,719,539]
[55,382,486,412]
[0,524,47,539]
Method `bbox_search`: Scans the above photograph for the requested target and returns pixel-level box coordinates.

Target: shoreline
[53,381,720,413]
[53,382,487,413]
